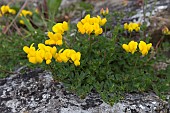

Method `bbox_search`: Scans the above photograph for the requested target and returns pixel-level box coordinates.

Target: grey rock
[0,68,169,113]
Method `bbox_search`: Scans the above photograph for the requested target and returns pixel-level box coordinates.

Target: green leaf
[21,16,35,32]
[47,0,62,14]
[47,0,62,29]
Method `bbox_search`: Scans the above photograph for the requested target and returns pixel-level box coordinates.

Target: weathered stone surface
[0,67,169,113]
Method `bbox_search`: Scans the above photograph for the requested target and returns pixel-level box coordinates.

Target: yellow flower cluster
[23,21,81,66]
[0,5,16,17]
[122,40,152,56]
[138,41,152,56]
[19,9,33,25]
[23,43,81,66]
[45,21,68,46]
[162,26,170,35]
[77,14,107,36]
[52,21,68,34]
[20,9,32,17]
[122,41,138,54]
[124,22,140,32]
[23,43,56,64]
[100,8,109,16]
[54,49,81,66]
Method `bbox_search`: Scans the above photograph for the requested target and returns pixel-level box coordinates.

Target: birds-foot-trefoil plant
[23,10,170,105]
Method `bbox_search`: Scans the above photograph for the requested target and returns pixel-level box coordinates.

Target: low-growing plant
[22,9,170,105]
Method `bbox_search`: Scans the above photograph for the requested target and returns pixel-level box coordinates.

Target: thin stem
[130,32,132,39]
[104,25,106,37]
[155,36,164,53]
[132,56,139,75]
[0,68,18,74]
[48,64,55,75]
[89,35,92,53]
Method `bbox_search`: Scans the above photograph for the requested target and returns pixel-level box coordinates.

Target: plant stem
[89,35,92,55]
[132,56,139,75]
[155,36,164,53]
[48,64,56,76]
[102,15,107,37]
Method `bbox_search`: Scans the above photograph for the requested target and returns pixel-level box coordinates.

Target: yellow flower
[19,20,25,25]
[124,23,128,30]
[81,14,91,24]
[100,18,107,26]
[100,8,109,16]
[91,17,100,24]
[28,57,37,64]
[52,21,68,34]
[50,46,57,57]
[124,22,140,32]
[19,19,30,25]
[44,52,52,64]
[139,41,152,56]
[54,49,64,63]
[1,5,10,14]
[162,26,170,35]
[53,48,81,66]
[84,23,93,35]
[97,16,107,26]
[93,23,103,36]
[77,22,85,34]
[0,5,16,15]
[106,8,109,14]
[8,9,16,14]
[63,21,69,31]
[23,43,57,64]
[122,44,130,52]
[100,8,104,15]
[23,43,42,64]
[23,43,35,54]
[74,60,80,66]
[70,52,81,66]
[77,14,106,35]
[122,41,138,54]
[45,32,63,46]
[35,50,44,63]
[20,10,32,17]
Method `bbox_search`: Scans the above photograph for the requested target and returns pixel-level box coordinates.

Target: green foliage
[79,2,93,12]
[49,18,169,104]
[47,0,62,29]
[21,16,35,32]
[47,0,62,14]
[0,29,46,78]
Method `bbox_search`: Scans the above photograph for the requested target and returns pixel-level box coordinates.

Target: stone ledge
[0,68,169,113]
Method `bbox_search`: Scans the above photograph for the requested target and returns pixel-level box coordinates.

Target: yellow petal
[36,55,43,63]
[8,9,16,15]
[46,60,51,64]
[74,60,80,66]
[100,18,107,26]
[29,57,37,64]
[124,23,128,30]
[147,43,152,51]
[62,21,68,31]
[23,46,30,53]
[122,44,129,52]
[139,41,146,51]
